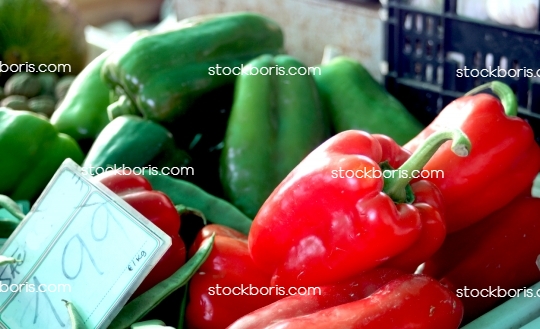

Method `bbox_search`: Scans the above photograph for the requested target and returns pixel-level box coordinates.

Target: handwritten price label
[0,159,171,329]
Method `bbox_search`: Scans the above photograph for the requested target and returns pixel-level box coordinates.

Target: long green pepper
[102,12,284,122]
[220,54,330,218]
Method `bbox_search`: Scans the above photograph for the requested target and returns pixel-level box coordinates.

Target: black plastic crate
[382,0,540,141]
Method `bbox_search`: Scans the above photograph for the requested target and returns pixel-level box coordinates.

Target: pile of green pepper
[4,12,506,328]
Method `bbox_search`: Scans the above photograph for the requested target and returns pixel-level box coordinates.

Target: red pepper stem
[0,195,24,221]
[464,81,517,117]
[384,129,471,203]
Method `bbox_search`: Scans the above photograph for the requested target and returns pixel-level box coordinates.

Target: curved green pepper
[313,56,423,145]
[82,115,191,175]
[102,12,284,122]
[142,171,252,235]
[220,54,330,218]
[50,51,111,147]
[0,108,84,200]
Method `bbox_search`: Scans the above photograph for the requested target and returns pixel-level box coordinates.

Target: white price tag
[0,159,171,329]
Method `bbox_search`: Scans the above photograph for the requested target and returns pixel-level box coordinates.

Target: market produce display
[1,3,540,329]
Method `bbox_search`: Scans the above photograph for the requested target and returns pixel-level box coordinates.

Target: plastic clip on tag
[0,159,172,329]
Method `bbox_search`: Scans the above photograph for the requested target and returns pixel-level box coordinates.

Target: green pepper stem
[384,128,471,203]
[107,95,138,121]
[0,195,24,221]
[464,81,517,117]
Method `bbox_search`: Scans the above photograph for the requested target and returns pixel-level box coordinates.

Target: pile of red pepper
[93,82,540,328]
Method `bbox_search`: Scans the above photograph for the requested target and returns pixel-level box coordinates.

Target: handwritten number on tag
[62,235,103,280]
[62,202,127,280]
[20,276,66,328]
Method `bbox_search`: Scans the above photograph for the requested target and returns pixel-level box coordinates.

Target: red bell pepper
[405,82,540,233]
[95,170,186,297]
[421,196,540,322]
[229,273,463,329]
[186,224,282,329]
[227,267,405,329]
[249,128,471,287]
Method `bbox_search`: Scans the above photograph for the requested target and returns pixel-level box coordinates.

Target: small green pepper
[0,108,84,200]
[50,51,111,146]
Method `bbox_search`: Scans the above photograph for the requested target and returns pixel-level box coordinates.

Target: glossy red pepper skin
[186,225,282,329]
[383,180,446,272]
[405,93,540,233]
[248,131,447,287]
[95,170,186,297]
[231,274,463,329]
[421,196,540,321]
[227,268,405,329]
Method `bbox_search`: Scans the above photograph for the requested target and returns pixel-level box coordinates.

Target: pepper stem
[464,81,517,117]
[383,128,471,203]
[0,195,24,221]
[107,95,138,121]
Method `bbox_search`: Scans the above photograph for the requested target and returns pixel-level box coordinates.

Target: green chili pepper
[63,300,87,329]
[109,234,214,329]
[142,172,251,234]
[50,51,111,147]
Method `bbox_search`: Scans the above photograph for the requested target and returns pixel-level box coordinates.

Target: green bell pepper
[313,56,423,145]
[82,115,191,176]
[102,12,284,122]
[220,54,330,218]
[50,51,111,148]
[0,108,84,200]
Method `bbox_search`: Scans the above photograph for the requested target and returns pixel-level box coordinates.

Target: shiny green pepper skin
[313,56,424,145]
[50,51,111,145]
[220,54,330,218]
[0,108,84,200]
[82,115,191,175]
[102,12,284,123]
